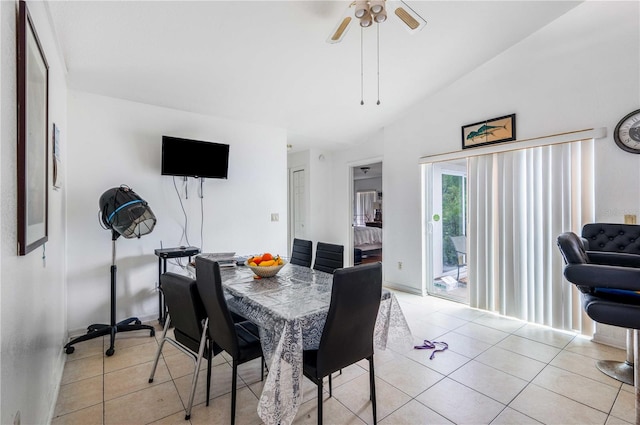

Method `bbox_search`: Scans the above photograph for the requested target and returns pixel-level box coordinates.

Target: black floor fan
[65,186,157,356]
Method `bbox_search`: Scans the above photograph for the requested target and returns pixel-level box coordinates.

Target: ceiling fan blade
[391,0,427,33]
[326,4,354,44]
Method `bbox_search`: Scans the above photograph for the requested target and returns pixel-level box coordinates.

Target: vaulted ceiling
[46,1,581,152]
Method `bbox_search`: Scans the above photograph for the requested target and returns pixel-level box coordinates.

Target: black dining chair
[303,262,382,424]
[313,242,344,274]
[195,256,264,425]
[290,238,313,267]
[148,272,220,420]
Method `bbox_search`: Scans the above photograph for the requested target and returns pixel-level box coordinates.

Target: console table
[154,246,200,325]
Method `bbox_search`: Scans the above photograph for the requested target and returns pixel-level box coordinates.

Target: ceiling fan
[327,0,427,44]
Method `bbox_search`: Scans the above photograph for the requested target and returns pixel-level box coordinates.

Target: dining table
[197,259,414,425]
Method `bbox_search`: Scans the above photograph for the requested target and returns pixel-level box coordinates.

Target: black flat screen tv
[161,136,229,179]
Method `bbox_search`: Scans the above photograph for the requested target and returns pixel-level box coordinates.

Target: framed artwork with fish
[462,114,516,149]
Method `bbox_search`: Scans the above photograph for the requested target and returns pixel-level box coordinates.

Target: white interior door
[292,169,306,239]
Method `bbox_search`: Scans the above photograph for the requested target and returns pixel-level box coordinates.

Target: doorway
[352,162,383,265]
[424,159,469,303]
[288,167,308,256]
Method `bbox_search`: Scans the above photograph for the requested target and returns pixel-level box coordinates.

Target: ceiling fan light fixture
[369,0,385,15]
[359,11,373,27]
[354,0,369,18]
[374,10,387,23]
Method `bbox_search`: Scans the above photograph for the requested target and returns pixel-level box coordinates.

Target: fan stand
[64,230,155,356]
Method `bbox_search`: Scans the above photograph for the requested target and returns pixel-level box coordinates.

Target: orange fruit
[262,253,273,261]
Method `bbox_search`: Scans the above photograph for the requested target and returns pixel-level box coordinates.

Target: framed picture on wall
[17,0,49,255]
[461,114,516,149]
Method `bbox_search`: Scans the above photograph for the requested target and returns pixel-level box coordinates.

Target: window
[354,191,377,226]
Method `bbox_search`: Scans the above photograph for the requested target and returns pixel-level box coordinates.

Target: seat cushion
[582,291,640,329]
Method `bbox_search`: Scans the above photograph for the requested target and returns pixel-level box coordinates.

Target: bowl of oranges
[245,253,286,278]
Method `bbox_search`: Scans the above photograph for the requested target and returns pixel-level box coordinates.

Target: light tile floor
[53,290,636,424]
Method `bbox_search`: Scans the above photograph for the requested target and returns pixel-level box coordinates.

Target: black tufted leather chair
[582,223,640,267]
[580,224,640,385]
[557,230,640,422]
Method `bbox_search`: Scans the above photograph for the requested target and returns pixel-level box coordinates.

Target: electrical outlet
[270,213,279,222]
[398,261,402,270]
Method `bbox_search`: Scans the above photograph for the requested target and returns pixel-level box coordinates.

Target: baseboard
[383,281,424,296]
[592,325,627,350]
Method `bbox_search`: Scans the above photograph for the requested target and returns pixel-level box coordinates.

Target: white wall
[287,147,344,255]
[328,2,639,296]
[66,92,288,332]
[321,129,385,264]
[0,1,68,424]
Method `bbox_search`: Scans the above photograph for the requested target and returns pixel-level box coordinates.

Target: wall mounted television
[161,136,229,179]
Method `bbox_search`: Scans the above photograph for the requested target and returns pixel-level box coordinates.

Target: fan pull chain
[377,23,381,105]
[360,27,364,105]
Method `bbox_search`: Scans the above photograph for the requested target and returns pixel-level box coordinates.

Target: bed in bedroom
[354,226,382,263]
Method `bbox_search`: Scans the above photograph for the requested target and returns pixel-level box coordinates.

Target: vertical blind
[468,140,595,334]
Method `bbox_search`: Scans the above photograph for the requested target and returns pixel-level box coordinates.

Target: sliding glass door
[423,138,596,333]
[424,160,468,303]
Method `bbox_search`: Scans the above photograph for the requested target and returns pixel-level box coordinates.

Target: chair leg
[206,341,212,406]
[328,373,332,398]
[232,360,238,425]
[261,356,265,381]
[185,318,209,420]
[369,356,377,424]
[634,329,640,425]
[596,328,634,386]
[148,315,171,383]
[317,378,323,425]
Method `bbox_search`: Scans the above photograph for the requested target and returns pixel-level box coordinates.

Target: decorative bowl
[245,259,287,278]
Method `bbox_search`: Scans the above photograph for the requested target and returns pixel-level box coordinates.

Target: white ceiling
[46,1,581,152]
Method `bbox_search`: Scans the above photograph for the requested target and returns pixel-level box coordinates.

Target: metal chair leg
[232,361,238,425]
[596,328,634,385]
[634,329,639,425]
[369,356,377,424]
[317,378,323,424]
[185,318,209,420]
[148,315,171,383]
